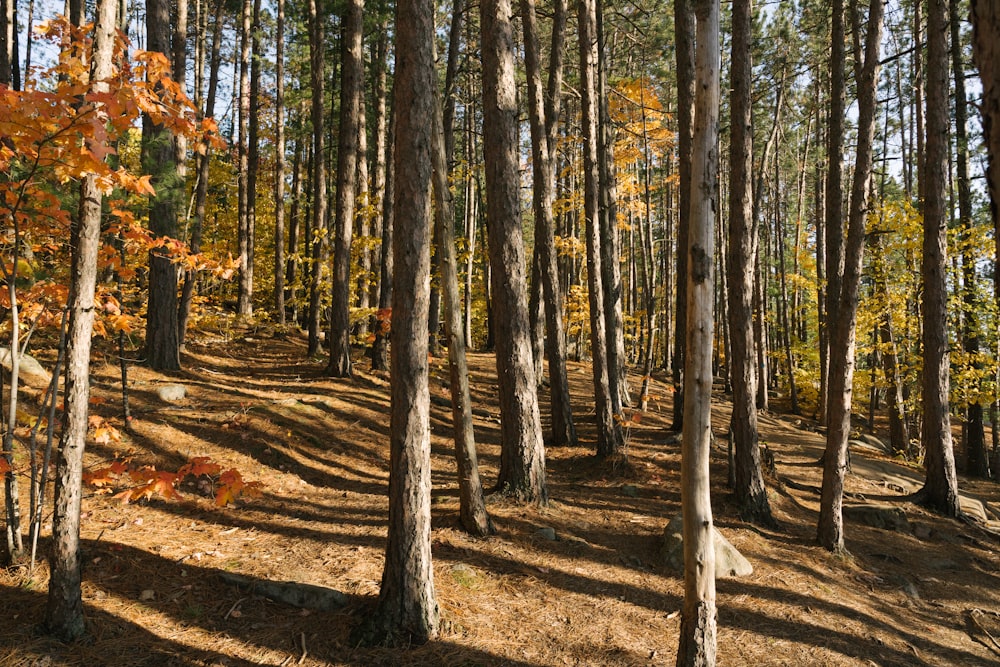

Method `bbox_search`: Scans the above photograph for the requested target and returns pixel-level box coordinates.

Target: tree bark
[727,0,772,527]
[327,0,364,377]
[359,0,439,644]
[916,0,960,516]
[306,0,327,357]
[522,0,576,447]
[235,0,253,317]
[46,0,116,639]
[481,0,547,502]
[818,0,884,553]
[273,0,287,324]
[676,1,719,663]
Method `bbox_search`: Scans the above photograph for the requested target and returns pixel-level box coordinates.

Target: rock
[140,589,156,601]
[535,527,557,541]
[218,571,347,610]
[621,484,639,498]
[859,433,891,454]
[661,514,753,578]
[912,522,933,540]
[843,504,910,532]
[849,439,886,455]
[0,347,52,389]
[156,384,187,402]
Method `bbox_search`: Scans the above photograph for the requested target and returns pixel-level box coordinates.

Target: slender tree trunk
[676,1,719,663]
[522,0,576,447]
[916,0,960,516]
[358,0,438,643]
[818,0,884,552]
[46,0,116,639]
[327,0,364,377]
[728,0,772,527]
[273,0,287,324]
[235,0,253,317]
[579,0,623,459]
[371,106,395,372]
[672,0,695,431]
[306,0,327,357]
[481,0,547,502]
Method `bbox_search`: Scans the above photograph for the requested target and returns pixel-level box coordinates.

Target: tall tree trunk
[672,0,695,431]
[432,79,493,538]
[371,106,395,372]
[235,0,253,317]
[676,1,719,663]
[971,0,1000,482]
[46,0,116,639]
[522,0,576,447]
[143,0,181,371]
[358,0,439,643]
[306,0,327,356]
[273,0,287,324]
[817,0,884,553]
[821,0,847,427]
[327,0,364,377]
[917,0,960,516]
[579,0,623,459]
[728,0,772,527]
[481,0,547,502]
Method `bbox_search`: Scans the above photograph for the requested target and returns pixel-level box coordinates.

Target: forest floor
[3,324,1000,666]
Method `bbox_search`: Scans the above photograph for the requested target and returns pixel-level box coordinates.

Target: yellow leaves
[215,469,263,507]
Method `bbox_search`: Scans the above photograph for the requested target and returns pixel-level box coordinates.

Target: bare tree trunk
[143,0,181,371]
[522,0,576,447]
[916,0,960,516]
[306,0,327,357]
[579,0,623,459]
[273,0,287,324]
[482,0,547,502]
[676,0,719,663]
[818,0,884,552]
[671,0,695,431]
[327,0,364,376]
[358,0,438,643]
[235,0,253,317]
[371,106,395,372]
[46,0,116,638]
[728,0,772,527]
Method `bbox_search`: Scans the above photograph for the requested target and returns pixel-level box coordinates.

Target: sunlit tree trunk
[917,0,960,516]
[306,0,327,356]
[482,0,547,502]
[235,0,252,317]
[46,0,117,639]
[273,0,287,323]
[676,0,718,662]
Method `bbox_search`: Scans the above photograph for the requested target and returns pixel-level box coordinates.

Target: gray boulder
[0,347,52,389]
[156,384,187,402]
[662,514,753,578]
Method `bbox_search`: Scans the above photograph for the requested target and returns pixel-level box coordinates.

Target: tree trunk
[521,0,576,447]
[727,0,772,527]
[481,0,547,502]
[917,0,960,516]
[358,0,439,644]
[327,0,364,377]
[46,0,116,639]
[235,0,253,317]
[143,0,181,371]
[672,0,695,432]
[676,1,719,664]
[371,106,395,372]
[273,0,287,324]
[818,0,884,553]
[579,0,623,459]
[306,0,327,357]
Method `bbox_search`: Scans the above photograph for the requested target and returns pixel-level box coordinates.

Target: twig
[224,597,246,620]
[297,632,308,664]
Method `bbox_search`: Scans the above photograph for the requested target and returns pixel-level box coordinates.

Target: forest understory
[2,326,1000,667]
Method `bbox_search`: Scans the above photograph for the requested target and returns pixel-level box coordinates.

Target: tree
[357,0,439,644]
[46,2,118,639]
[482,0,547,501]
[327,0,365,377]
[305,0,328,357]
[676,0,719,662]
[143,0,182,371]
[235,0,252,317]
[579,0,623,459]
[521,0,576,447]
[273,0,287,324]
[728,0,773,527]
[817,0,884,553]
[916,0,960,516]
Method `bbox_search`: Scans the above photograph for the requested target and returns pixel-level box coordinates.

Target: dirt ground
[3,326,1000,666]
